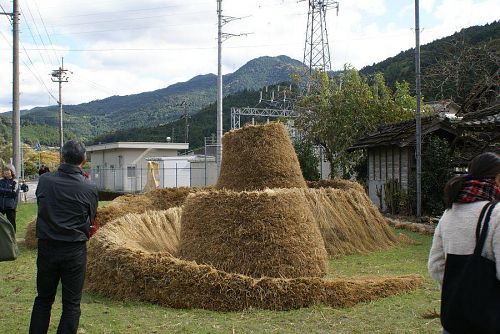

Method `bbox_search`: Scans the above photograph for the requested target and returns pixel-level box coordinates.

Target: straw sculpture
[216,123,307,191]
[302,187,399,256]
[24,187,200,249]
[86,209,423,311]
[97,187,198,227]
[179,189,328,278]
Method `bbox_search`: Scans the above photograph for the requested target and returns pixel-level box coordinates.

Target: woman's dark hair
[62,140,86,165]
[444,152,500,208]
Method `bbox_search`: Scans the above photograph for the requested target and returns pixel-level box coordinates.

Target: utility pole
[1,0,21,177]
[51,57,69,160]
[216,0,223,175]
[216,0,249,175]
[414,0,422,220]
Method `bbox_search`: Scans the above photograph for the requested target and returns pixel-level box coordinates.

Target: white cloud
[0,0,498,114]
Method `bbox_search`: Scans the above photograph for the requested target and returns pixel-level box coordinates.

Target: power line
[19,8,50,67]
[53,1,213,19]
[21,4,53,66]
[32,0,60,64]
[0,29,57,102]
[46,10,213,29]
[41,21,215,37]
[0,2,12,24]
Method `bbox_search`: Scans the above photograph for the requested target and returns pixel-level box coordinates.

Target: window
[127,166,136,178]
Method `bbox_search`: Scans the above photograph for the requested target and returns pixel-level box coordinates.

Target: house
[86,142,188,192]
[347,115,458,210]
[146,155,217,188]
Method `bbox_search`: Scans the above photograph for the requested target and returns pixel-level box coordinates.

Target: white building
[147,155,217,188]
[86,142,188,192]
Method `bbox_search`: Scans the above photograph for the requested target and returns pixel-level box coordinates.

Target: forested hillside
[360,21,499,103]
[3,55,304,141]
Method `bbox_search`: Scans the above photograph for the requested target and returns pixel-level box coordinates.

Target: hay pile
[307,179,365,193]
[85,122,422,311]
[24,187,198,249]
[86,209,423,311]
[217,123,307,191]
[386,217,435,236]
[179,189,328,278]
[303,187,399,256]
[97,187,197,227]
[24,219,38,248]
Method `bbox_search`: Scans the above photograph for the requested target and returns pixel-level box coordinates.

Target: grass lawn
[0,203,442,333]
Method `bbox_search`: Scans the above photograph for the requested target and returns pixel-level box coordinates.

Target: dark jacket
[36,164,98,242]
[0,178,19,211]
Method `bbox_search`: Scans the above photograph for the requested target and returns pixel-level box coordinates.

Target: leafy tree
[408,135,455,216]
[294,140,320,181]
[296,67,415,177]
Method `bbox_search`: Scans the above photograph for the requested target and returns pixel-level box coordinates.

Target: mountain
[6,55,304,141]
[91,88,263,149]
[360,21,500,102]
[91,22,499,149]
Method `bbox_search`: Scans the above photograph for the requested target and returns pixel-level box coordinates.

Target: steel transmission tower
[303,0,339,73]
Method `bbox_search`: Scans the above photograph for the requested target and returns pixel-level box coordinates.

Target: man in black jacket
[29,140,98,334]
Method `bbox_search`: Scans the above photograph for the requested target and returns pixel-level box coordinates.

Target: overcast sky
[0,0,498,113]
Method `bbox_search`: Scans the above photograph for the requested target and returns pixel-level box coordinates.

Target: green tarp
[0,213,18,261]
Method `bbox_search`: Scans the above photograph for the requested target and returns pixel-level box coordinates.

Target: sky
[0,0,498,113]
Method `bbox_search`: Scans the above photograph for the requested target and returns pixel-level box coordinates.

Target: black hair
[62,140,86,165]
[444,152,500,209]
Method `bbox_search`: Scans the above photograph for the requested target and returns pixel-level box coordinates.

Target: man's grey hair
[62,140,86,165]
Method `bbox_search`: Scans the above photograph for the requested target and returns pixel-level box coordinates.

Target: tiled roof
[347,116,458,152]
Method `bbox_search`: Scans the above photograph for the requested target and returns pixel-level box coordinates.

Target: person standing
[0,164,20,231]
[428,152,500,334]
[29,141,98,334]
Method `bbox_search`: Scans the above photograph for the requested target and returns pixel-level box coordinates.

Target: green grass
[1,203,442,333]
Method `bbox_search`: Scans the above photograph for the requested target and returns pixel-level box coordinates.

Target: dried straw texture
[86,210,423,311]
[179,189,328,278]
[386,218,435,236]
[307,179,365,193]
[24,219,38,249]
[303,188,399,256]
[97,187,199,227]
[217,123,307,191]
[25,187,196,248]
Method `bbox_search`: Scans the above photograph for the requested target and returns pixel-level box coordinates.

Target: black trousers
[0,209,16,231]
[29,239,87,334]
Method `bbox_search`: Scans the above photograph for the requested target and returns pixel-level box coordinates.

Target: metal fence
[85,165,217,193]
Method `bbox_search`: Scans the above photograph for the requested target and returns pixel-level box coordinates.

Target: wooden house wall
[367,146,411,210]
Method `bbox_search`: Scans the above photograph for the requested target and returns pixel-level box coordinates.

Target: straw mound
[24,187,200,249]
[307,179,365,193]
[97,187,199,227]
[98,208,182,255]
[179,189,327,278]
[86,210,423,311]
[217,123,307,191]
[386,218,435,236]
[24,219,38,249]
[303,188,399,256]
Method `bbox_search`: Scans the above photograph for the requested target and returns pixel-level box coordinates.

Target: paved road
[19,181,38,203]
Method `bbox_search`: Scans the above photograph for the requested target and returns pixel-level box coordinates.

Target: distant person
[20,180,29,202]
[0,164,20,231]
[38,165,50,176]
[428,152,500,334]
[29,140,98,334]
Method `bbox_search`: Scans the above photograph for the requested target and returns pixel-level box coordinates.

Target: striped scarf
[456,178,500,203]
